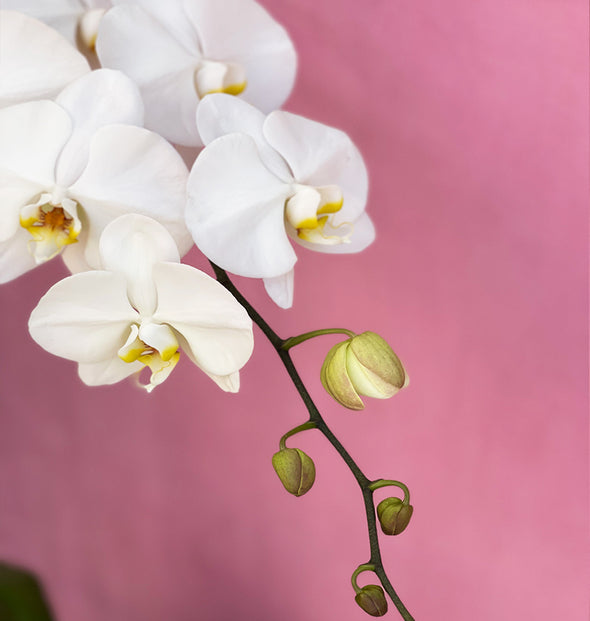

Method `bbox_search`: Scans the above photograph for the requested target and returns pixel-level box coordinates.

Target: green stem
[279,421,317,451]
[282,328,356,350]
[351,563,376,594]
[209,263,415,621]
[369,479,411,504]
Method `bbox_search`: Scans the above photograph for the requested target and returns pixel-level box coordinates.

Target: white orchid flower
[0,69,192,284]
[185,95,375,308]
[0,10,90,108]
[29,214,254,393]
[0,1,110,53]
[96,0,297,146]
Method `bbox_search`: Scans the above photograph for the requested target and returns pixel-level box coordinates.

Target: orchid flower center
[194,60,247,98]
[19,190,82,263]
[285,184,352,245]
[77,8,107,51]
[118,321,180,392]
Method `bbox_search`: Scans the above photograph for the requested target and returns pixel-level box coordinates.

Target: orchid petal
[185,0,296,113]
[111,0,202,55]
[186,133,294,278]
[151,262,253,379]
[263,270,294,309]
[0,174,44,243]
[97,3,201,145]
[0,227,38,284]
[0,11,89,107]
[264,111,369,224]
[196,94,292,179]
[78,356,143,387]
[0,101,71,187]
[68,124,191,269]
[54,69,144,186]
[294,212,376,255]
[99,214,180,316]
[29,270,138,363]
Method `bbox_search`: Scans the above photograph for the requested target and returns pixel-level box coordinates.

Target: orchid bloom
[0,10,90,108]
[0,1,110,53]
[185,95,375,308]
[96,0,296,146]
[0,69,192,284]
[29,214,254,392]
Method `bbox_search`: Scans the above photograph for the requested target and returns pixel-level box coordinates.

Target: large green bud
[272,448,316,497]
[354,584,388,617]
[377,497,413,535]
[321,331,407,410]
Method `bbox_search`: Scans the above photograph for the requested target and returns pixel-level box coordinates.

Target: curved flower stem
[369,479,411,504]
[210,262,415,621]
[279,421,317,450]
[282,328,356,350]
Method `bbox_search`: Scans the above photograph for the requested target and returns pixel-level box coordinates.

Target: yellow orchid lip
[285,184,352,245]
[118,322,181,392]
[194,61,247,99]
[20,199,81,263]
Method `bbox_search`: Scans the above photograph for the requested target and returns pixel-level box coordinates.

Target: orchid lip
[284,183,351,245]
[19,192,82,263]
[118,321,181,392]
[194,60,247,98]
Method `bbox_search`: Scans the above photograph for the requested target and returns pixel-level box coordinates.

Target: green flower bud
[377,497,413,535]
[272,448,316,496]
[355,584,388,617]
[321,331,407,410]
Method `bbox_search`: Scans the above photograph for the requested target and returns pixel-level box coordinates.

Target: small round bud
[355,584,388,617]
[321,331,407,410]
[377,497,413,535]
[272,448,316,496]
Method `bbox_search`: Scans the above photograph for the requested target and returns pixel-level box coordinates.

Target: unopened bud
[321,331,407,410]
[272,448,316,496]
[355,584,388,617]
[377,497,413,535]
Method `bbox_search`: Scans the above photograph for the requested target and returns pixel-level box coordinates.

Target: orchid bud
[272,448,316,497]
[321,331,407,410]
[355,584,388,617]
[377,497,413,535]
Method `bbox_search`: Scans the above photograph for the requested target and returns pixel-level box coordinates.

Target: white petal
[68,124,191,269]
[0,0,84,44]
[294,212,376,255]
[99,214,180,316]
[29,270,138,363]
[97,3,201,145]
[0,173,44,243]
[54,69,144,186]
[196,94,291,179]
[0,226,38,284]
[61,228,92,273]
[151,262,253,378]
[263,270,294,309]
[264,111,369,224]
[0,10,89,107]
[78,356,143,386]
[112,0,201,55]
[185,0,296,113]
[0,101,71,187]
[186,133,294,278]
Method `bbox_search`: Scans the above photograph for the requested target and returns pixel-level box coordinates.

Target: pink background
[0,1,588,620]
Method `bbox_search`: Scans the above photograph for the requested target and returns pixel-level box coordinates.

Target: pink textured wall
[0,1,587,620]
